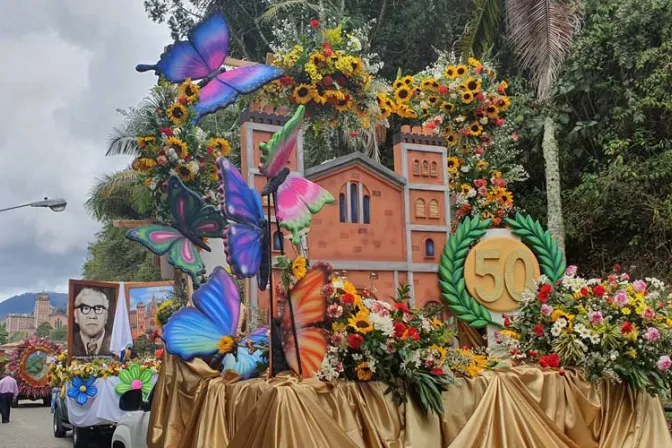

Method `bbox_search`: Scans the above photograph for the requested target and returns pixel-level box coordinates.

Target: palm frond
[506,0,582,100]
[85,169,151,221]
[107,124,141,156]
[461,0,502,61]
[259,0,323,23]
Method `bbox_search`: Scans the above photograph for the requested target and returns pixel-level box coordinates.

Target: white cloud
[0,0,170,300]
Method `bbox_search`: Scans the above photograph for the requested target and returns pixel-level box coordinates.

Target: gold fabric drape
[148,354,672,448]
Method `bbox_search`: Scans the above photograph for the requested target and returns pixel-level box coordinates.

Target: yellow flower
[394,85,413,103]
[137,136,156,149]
[166,103,188,125]
[208,138,231,157]
[175,163,197,182]
[178,78,200,102]
[485,104,500,118]
[334,95,353,112]
[447,156,461,174]
[431,318,443,328]
[666,317,672,327]
[167,136,188,159]
[132,157,157,173]
[499,190,513,207]
[431,344,448,364]
[322,25,344,46]
[427,95,439,106]
[217,336,235,354]
[395,103,418,119]
[440,102,455,114]
[476,160,488,171]
[444,128,459,147]
[455,64,468,77]
[293,84,314,104]
[498,96,511,111]
[621,307,631,315]
[348,310,373,334]
[500,329,520,340]
[469,121,483,136]
[462,77,482,93]
[625,348,638,359]
[332,322,347,333]
[292,255,307,280]
[309,52,326,66]
[421,78,440,91]
[400,75,415,85]
[444,65,458,80]
[355,362,373,381]
[461,91,475,104]
[468,57,481,67]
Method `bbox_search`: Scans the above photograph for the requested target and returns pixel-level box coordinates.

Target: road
[0,400,72,448]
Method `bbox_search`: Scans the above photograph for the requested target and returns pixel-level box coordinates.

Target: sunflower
[178,78,200,103]
[461,91,475,104]
[468,121,483,136]
[393,79,405,89]
[309,52,326,66]
[394,85,413,103]
[447,156,461,174]
[460,184,473,194]
[217,336,235,354]
[421,78,440,92]
[293,84,313,104]
[137,136,156,150]
[376,93,389,106]
[324,89,345,105]
[355,362,374,381]
[462,77,482,93]
[349,57,364,73]
[174,162,197,182]
[444,65,458,79]
[131,157,157,173]
[444,128,459,146]
[332,322,347,333]
[440,102,455,114]
[348,310,373,334]
[312,87,328,105]
[497,96,512,111]
[166,103,188,125]
[427,95,439,106]
[499,190,513,207]
[401,75,415,85]
[485,105,500,118]
[167,136,189,159]
[292,255,307,280]
[335,95,353,112]
[468,57,481,67]
[379,104,392,118]
[476,159,489,171]
[208,138,231,157]
[396,104,418,119]
[455,64,468,77]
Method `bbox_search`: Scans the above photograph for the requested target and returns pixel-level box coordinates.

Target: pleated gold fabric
[148,354,672,448]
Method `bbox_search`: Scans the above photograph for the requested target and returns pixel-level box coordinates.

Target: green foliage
[36,322,52,338]
[133,334,155,355]
[82,223,161,282]
[0,324,7,345]
[8,332,24,343]
[49,326,67,343]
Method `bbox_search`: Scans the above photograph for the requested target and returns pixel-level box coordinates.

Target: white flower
[187,160,200,173]
[173,127,181,136]
[479,117,489,125]
[467,189,477,198]
[460,165,470,173]
[194,127,207,143]
[166,147,178,162]
[149,178,158,191]
[421,318,433,333]
[609,351,619,361]
[369,312,394,337]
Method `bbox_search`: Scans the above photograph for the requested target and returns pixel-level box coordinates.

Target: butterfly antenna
[135,64,156,73]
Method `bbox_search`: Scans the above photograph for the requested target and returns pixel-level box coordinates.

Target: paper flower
[115,364,154,400]
[67,376,98,406]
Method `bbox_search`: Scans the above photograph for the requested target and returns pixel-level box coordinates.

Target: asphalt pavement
[0,400,72,448]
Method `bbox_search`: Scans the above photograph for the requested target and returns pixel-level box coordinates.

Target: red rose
[534,324,544,337]
[474,179,488,188]
[438,85,448,95]
[613,264,621,271]
[540,284,553,295]
[621,321,633,334]
[529,350,538,358]
[279,75,294,86]
[503,317,511,328]
[309,18,320,28]
[349,131,359,137]
[178,96,188,104]
[322,42,333,56]
[152,330,160,341]
[580,287,589,297]
[537,292,549,304]
[322,76,333,86]
[475,92,485,101]
[321,283,335,297]
[337,75,347,85]
[539,354,560,368]
[593,285,606,297]
[393,322,407,338]
[160,127,173,136]
[431,368,444,376]
[405,327,420,341]
[394,302,409,313]
[348,334,363,350]
[474,65,484,75]
[493,117,505,126]
[341,293,355,305]
[605,296,614,304]
[498,85,505,94]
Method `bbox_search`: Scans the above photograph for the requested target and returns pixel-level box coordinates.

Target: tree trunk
[542,116,566,253]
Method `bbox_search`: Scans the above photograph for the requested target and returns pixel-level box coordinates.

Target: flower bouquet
[503,266,672,395]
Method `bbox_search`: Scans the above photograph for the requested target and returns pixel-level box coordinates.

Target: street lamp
[0,197,68,213]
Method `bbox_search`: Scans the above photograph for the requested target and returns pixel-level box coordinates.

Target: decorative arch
[339,182,371,224]
[415,198,426,217]
[425,238,435,257]
[430,161,438,177]
[429,199,440,219]
[422,160,429,176]
[413,160,420,175]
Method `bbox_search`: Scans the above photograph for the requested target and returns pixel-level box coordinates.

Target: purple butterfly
[136,12,283,120]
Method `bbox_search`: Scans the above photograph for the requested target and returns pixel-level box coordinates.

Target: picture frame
[124,281,174,341]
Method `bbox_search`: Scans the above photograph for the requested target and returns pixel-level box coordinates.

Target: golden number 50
[474,248,537,303]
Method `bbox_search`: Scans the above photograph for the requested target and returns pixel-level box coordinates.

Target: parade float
[81,10,672,448]
[7,336,61,406]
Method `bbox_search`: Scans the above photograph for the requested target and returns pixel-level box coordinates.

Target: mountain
[0,292,68,322]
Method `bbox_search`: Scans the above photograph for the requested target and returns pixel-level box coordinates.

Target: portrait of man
[68,280,120,361]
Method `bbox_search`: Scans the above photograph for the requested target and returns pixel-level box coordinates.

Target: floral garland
[8,337,62,399]
[49,354,160,386]
[129,80,231,219]
[499,266,672,395]
[256,17,386,149]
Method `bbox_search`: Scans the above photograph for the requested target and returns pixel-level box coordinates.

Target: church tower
[34,292,51,328]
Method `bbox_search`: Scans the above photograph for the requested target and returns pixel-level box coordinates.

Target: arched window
[339,193,346,223]
[350,183,359,223]
[425,238,435,257]
[430,161,438,177]
[415,199,426,217]
[422,161,429,176]
[363,194,371,224]
[413,160,420,175]
[273,231,283,251]
[429,199,440,219]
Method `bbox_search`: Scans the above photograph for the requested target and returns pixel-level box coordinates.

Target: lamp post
[0,197,67,213]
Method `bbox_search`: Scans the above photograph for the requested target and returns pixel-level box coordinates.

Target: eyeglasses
[76,304,107,315]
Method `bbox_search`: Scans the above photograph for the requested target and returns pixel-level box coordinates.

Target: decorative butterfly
[127,176,224,286]
[217,157,270,291]
[274,265,330,378]
[259,105,334,245]
[163,266,269,379]
[136,12,283,120]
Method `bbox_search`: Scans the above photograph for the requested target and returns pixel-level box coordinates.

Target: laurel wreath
[439,213,566,329]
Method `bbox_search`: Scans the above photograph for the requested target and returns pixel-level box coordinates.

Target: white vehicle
[111,389,152,448]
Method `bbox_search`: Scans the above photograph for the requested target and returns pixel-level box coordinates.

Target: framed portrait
[68,280,121,364]
[124,281,173,341]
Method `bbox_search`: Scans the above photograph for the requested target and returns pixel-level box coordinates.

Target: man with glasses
[73,288,112,357]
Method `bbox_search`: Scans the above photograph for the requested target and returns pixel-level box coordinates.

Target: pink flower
[614,290,629,307]
[641,307,655,321]
[327,304,343,319]
[321,283,335,297]
[588,311,604,326]
[477,186,488,197]
[474,146,484,155]
[334,362,344,373]
[540,304,553,317]
[473,179,488,188]
[156,155,167,166]
[493,178,507,187]
[511,132,519,142]
[370,301,389,316]
[633,280,647,293]
[385,340,396,354]
[657,355,672,371]
[644,327,661,342]
[565,265,578,277]
[330,333,345,346]
[438,85,448,95]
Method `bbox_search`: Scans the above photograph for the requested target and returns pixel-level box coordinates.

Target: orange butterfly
[280,265,330,378]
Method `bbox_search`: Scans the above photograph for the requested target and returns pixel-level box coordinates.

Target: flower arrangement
[129,81,231,219]
[502,266,672,395]
[50,357,160,386]
[256,17,386,149]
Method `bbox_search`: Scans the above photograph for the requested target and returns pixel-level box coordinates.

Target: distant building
[3,293,67,337]
[130,296,161,339]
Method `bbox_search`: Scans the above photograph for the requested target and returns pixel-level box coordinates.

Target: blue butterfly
[136,12,283,120]
[216,158,270,291]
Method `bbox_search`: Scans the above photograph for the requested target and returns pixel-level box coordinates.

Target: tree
[50,326,68,343]
[8,332,24,343]
[0,324,7,345]
[133,335,155,355]
[36,322,52,338]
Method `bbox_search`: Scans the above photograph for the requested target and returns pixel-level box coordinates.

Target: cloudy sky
[0,1,170,301]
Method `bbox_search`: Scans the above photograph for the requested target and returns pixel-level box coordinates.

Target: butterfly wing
[282,327,329,378]
[126,225,184,256]
[163,307,223,360]
[259,106,305,178]
[192,267,241,336]
[222,346,266,380]
[280,265,330,331]
[223,223,263,279]
[135,12,229,82]
[275,175,335,245]
[217,158,265,225]
[168,175,224,241]
[167,238,206,284]
[242,327,269,347]
[194,65,284,118]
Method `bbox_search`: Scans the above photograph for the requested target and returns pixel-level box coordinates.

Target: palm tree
[463,0,582,252]
[85,169,152,221]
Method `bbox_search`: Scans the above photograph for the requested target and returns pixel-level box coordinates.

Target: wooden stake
[112,219,153,229]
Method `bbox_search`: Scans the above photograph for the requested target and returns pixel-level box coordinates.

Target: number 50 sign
[464,234,540,312]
